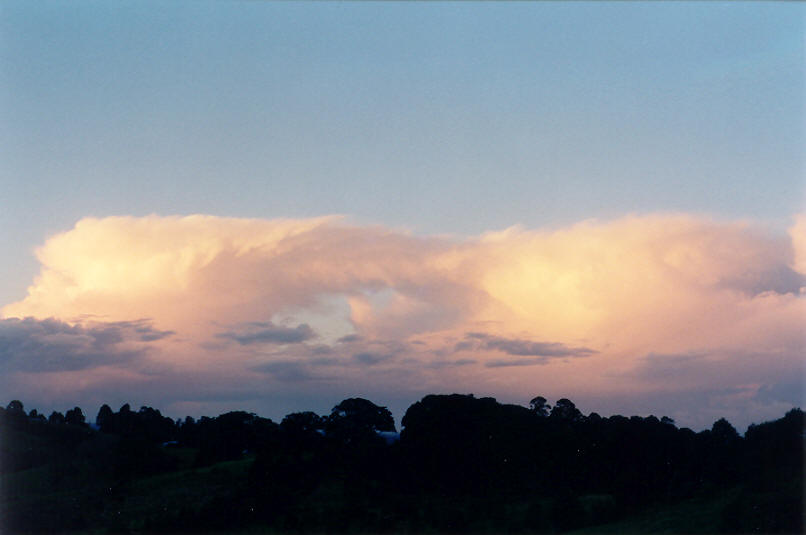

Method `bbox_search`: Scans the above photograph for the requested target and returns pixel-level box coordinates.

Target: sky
[0,2,804,431]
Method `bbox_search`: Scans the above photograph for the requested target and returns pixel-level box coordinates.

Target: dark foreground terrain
[1,395,803,534]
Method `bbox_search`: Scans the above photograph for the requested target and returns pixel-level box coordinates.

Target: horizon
[6,390,800,437]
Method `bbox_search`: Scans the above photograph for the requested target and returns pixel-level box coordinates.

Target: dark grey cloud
[309,357,341,366]
[353,351,394,365]
[216,322,315,345]
[718,264,806,296]
[426,358,478,369]
[308,344,335,355]
[0,317,173,372]
[756,380,804,406]
[350,339,408,366]
[133,322,175,342]
[453,340,476,352]
[485,357,553,368]
[629,351,804,423]
[253,361,316,382]
[634,352,708,380]
[337,334,363,343]
[93,320,174,345]
[251,354,347,382]
[460,332,596,358]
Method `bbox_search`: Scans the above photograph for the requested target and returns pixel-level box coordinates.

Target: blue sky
[0,2,804,427]
[2,2,803,305]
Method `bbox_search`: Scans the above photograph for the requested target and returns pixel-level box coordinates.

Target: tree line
[1,395,803,533]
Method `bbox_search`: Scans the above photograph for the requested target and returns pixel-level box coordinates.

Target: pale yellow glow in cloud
[2,213,804,426]
[791,214,806,276]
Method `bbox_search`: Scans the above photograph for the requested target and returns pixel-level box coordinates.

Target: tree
[324,398,395,448]
[529,396,551,417]
[48,411,65,425]
[96,404,113,431]
[711,418,739,442]
[136,406,176,443]
[550,398,582,421]
[328,398,395,433]
[282,411,325,437]
[65,407,86,426]
[2,400,27,427]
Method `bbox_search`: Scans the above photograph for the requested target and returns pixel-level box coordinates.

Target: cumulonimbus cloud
[1,213,804,428]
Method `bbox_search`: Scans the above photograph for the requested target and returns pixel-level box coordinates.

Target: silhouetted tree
[326,398,395,444]
[48,411,65,425]
[529,396,551,417]
[96,404,113,431]
[281,411,324,433]
[401,394,535,494]
[281,411,325,449]
[177,416,198,446]
[550,398,582,421]
[711,417,739,442]
[2,395,802,535]
[65,407,86,426]
[135,405,176,443]
[2,400,28,427]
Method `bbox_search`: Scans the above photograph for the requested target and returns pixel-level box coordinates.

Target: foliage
[1,397,802,534]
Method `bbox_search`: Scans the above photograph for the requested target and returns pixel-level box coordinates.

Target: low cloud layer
[460,332,596,358]
[0,317,172,372]
[1,213,804,429]
[216,322,315,345]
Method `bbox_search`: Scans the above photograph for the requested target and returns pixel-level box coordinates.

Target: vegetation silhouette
[0,395,803,534]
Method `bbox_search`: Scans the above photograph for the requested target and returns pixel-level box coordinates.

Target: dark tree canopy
[529,396,551,417]
[96,404,113,430]
[65,407,86,426]
[48,411,65,425]
[711,417,740,442]
[328,397,395,433]
[550,398,582,421]
[281,411,325,434]
[1,396,802,535]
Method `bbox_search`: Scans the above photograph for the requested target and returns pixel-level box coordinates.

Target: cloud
[252,360,321,382]
[0,317,172,372]
[462,332,596,357]
[790,214,806,276]
[755,380,804,406]
[485,358,552,368]
[425,358,478,369]
[216,322,315,345]
[353,351,394,365]
[1,213,804,429]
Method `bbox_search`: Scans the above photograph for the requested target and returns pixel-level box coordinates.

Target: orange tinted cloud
[2,214,803,428]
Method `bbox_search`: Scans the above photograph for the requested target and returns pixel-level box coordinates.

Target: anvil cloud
[2,214,804,429]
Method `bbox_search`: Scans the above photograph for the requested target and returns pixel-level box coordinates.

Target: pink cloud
[1,213,803,428]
